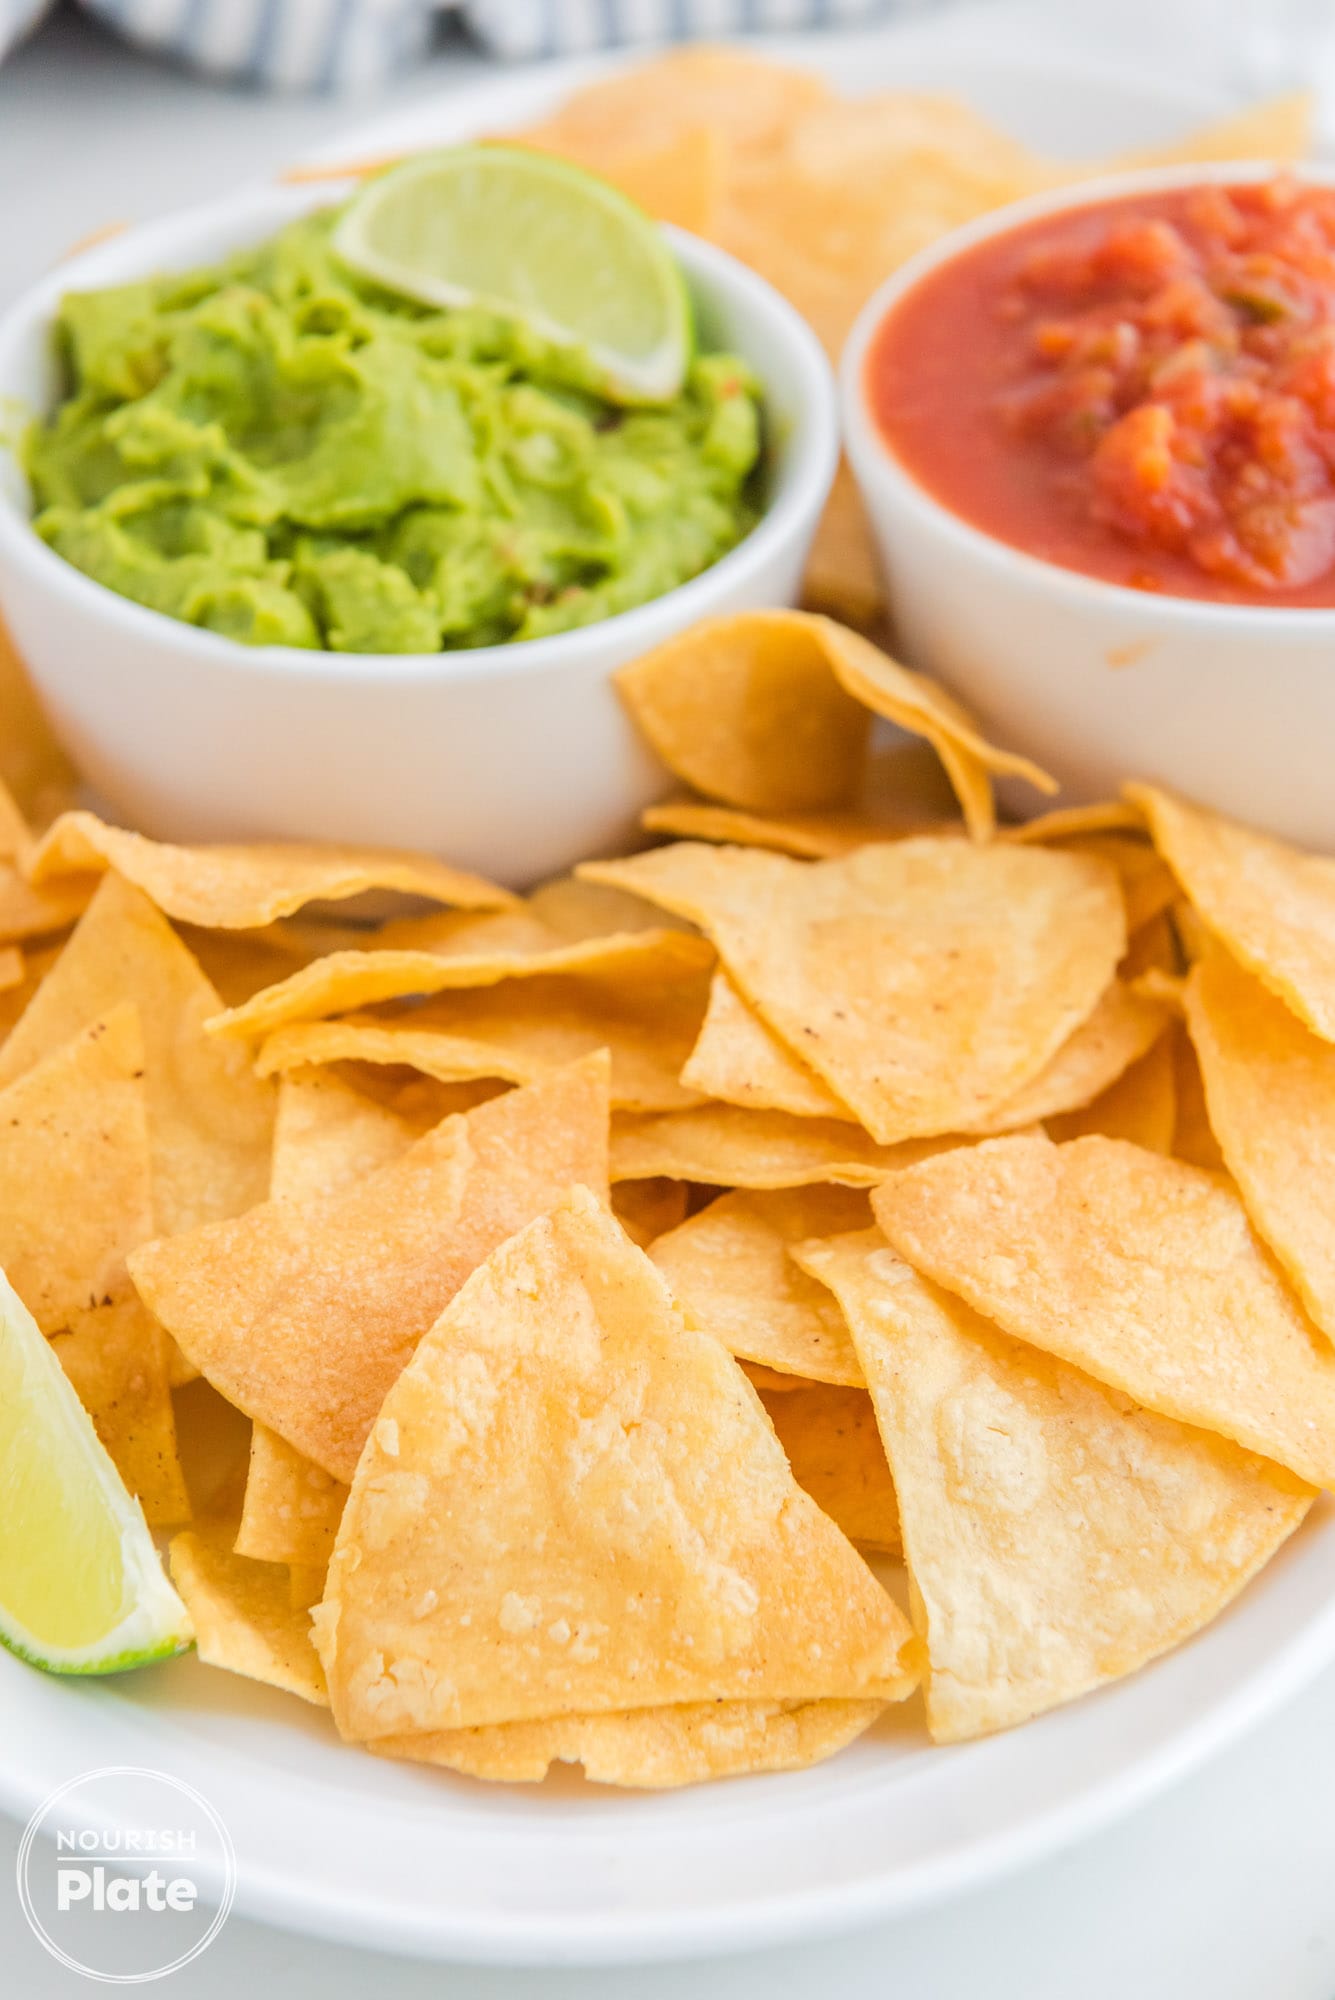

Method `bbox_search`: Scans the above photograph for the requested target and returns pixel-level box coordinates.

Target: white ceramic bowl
[0,183,837,884]
[842,161,1335,848]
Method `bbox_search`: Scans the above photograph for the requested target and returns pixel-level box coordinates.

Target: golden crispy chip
[795,1230,1312,1741]
[1125,92,1312,167]
[169,1517,328,1706]
[612,1105,954,1188]
[0,946,23,991]
[0,1004,152,1332]
[584,839,1124,1144]
[53,1289,190,1527]
[1128,783,1335,1042]
[1004,801,1146,844]
[178,919,366,1008]
[313,1186,917,1741]
[642,799,920,858]
[525,873,692,940]
[610,1178,689,1249]
[132,1055,611,1483]
[1185,944,1335,1344]
[0,864,90,944]
[0,873,275,1235]
[681,971,852,1117]
[0,942,62,1045]
[288,1562,327,1611]
[1170,1021,1225,1171]
[235,1425,347,1570]
[269,1067,417,1205]
[1057,833,1178,934]
[965,980,1171,1135]
[1121,909,1181,982]
[761,1384,900,1554]
[649,1186,869,1384]
[800,460,884,630]
[253,960,711,1113]
[27,810,511,928]
[742,1362,805,1392]
[376,1696,882,1789]
[872,1133,1335,1489]
[1047,1032,1177,1153]
[0,616,77,825]
[208,925,711,1041]
[517,125,725,234]
[616,612,871,814]
[172,1378,252,1518]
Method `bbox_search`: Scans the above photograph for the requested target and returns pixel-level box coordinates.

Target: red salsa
[867,178,1335,604]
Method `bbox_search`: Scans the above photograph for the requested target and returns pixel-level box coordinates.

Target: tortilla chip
[642,799,918,859]
[612,1105,955,1189]
[1185,944,1335,1344]
[52,1289,190,1526]
[169,1517,328,1706]
[377,1696,882,1789]
[584,839,1124,1144]
[27,810,511,928]
[253,961,711,1113]
[0,872,275,1235]
[1058,834,1178,934]
[0,616,77,826]
[0,1003,152,1332]
[131,1054,611,1483]
[681,971,852,1117]
[235,1425,347,1569]
[872,1133,1335,1490]
[171,1378,252,1518]
[1126,92,1311,167]
[177,919,366,1008]
[649,1186,869,1384]
[525,874,691,941]
[1004,801,1146,844]
[1047,1032,1177,1153]
[208,925,711,1041]
[616,612,870,814]
[1128,783,1335,1042]
[761,1384,900,1554]
[518,124,725,234]
[0,864,89,944]
[312,1186,917,1741]
[965,980,1171,1135]
[269,1067,417,1205]
[795,1230,1312,1741]
[1121,909,1181,982]
[610,1178,689,1249]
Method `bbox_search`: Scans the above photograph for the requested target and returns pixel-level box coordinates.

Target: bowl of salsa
[842,165,1335,850]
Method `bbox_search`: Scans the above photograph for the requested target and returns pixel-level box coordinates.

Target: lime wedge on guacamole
[0,1274,191,1675]
[333,145,693,404]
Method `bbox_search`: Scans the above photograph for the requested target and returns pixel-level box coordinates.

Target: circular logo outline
[16,1764,237,1985]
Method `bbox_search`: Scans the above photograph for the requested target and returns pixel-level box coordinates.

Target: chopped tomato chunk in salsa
[867,178,1335,604]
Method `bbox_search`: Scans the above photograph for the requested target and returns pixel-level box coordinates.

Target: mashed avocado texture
[25,210,763,652]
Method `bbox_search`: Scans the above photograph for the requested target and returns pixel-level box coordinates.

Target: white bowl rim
[0,182,838,687]
[841,156,1335,629]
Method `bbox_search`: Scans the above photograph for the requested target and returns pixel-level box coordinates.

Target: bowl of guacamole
[0,179,836,878]
[21,203,765,656]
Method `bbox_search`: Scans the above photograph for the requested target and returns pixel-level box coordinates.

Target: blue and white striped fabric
[0,0,935,91]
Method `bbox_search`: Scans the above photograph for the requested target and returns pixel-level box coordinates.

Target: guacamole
[25,211,764,653]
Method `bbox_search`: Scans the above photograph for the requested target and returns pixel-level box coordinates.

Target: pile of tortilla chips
[4,596,1335,1784]
[296,48,1310,633]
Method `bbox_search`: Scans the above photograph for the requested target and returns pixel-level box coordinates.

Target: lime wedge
[332,145,693,404]
[0,1274,192,1674]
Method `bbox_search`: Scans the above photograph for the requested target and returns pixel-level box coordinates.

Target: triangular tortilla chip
[53,1289,190,1527]
[525,873,688,941]
[0,872,275,1234]
[1128,783,1335,1042]
[965,980,1171,1134]
[312,1186,917,1740]
[235,1425,346,1569]
[131,1054,611,1483]
[794,1230,1312,1740]
[375,1696,883,1788]
[614,610,871,814]
[1171,1025,1225,1170]
[648,1186,869,1384]
[209,926,711,1041]
[584,840,1124,1143]
[169,1517,328,1706]
[1186,944,1335,1344]
[641,798,931,859]
[252,960,711,1114]
[872,1133,1335,1489]
[1047,1033,1177,1153]
[1054,834,1177,935]
[681,972,854,1118]
[611,1105,955,1188]
[269,1068,418,1206]
[0,865,89,944]
[27,810,510,927]
[1004,801,1145,844]
[0,617,77,826]
[0,1003,152,1332]
[761,1384,900,1554]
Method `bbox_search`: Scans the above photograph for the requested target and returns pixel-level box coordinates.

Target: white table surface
[4,6,1335,1993]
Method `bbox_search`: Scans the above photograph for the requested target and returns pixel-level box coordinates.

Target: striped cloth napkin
[0,0,937,91]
